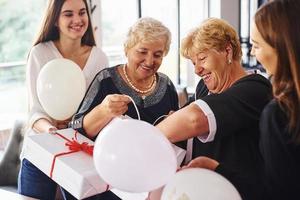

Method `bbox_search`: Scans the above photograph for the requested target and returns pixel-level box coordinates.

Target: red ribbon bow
[65,139,94,156]
[50,131,94,178]
[49,130,110,192]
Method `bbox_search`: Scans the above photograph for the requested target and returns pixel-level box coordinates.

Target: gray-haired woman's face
[126,39,166,81]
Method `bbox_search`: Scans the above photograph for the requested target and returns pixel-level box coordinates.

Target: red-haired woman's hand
[183,156,219,171]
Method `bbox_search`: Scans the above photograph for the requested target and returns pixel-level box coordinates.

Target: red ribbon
[65,137,94,156]
[50,131,94,178]
[49,131,110,191]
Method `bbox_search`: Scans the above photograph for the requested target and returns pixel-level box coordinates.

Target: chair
[0,119,25,192]
[0,120,64,199]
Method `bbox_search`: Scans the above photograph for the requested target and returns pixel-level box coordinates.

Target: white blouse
[26,41,108,128]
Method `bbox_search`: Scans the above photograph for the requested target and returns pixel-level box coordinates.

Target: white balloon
[161,168,241,200]
[93,117,177,193]
[37,58,86,120]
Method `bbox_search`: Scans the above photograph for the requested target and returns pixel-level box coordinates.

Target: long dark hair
[255,0,300,143]
[33,0,95,46]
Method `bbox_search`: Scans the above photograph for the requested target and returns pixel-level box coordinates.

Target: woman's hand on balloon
[183,156,219,171]
[100,94,131,117]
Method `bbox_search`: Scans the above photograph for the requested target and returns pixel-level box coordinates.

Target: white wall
[220,0,240,34]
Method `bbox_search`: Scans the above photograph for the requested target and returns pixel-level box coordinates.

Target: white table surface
[111,189,148,200]
[0,189,38,200]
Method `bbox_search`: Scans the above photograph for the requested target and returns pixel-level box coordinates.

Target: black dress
[191,74,272,200]
[259,99,300,200]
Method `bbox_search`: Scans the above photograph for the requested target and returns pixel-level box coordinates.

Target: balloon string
[50,131,94,178]
[126,96,141,120]
[185,87,198,165]
[127,86,198,124]
[125,95,167,125]
[153,87,198,125]
[152,115,168,125]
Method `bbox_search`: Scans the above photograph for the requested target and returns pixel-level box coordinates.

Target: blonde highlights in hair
[124,17,171,56]
[181,18,242,61]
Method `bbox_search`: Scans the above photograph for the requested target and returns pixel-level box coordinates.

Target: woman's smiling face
[191,49,229,93]
[126,39,166,81]
[57,0,89,41]
[250,22,278,76]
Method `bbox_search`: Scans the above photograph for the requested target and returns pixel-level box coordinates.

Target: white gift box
[172,144,186,167]
[22,128,109,199]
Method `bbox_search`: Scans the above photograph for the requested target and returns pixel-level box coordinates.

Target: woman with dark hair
[251,0,300,199]
[18,0,112,199]
[27,0,108,134]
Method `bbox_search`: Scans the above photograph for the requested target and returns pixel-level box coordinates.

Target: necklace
[122,64,156,94]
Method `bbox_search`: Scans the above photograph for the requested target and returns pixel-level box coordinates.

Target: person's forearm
[82,94,131,138]
[157,104,209,143]
[32,118,56,133]
[83,105,113,138]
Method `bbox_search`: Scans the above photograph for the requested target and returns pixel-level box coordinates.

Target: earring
[228,59,232,64]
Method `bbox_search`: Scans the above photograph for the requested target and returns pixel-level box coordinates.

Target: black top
[259,100,300,200]
[192,74,272,200]
[189,79,209,102]
[70,65,179,139]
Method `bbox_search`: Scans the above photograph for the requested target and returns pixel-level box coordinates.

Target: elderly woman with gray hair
[70,17,179,139]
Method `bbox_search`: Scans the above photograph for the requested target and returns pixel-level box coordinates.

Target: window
[101,0,138,66]
[240,0,260,69]
[101,0,210,87]
[141,0,179,83]
[0,0,47,130]
[180,0,209,87]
